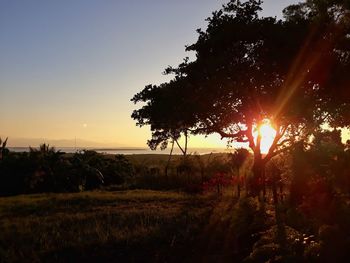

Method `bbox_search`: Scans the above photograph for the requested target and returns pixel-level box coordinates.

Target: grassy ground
[0,190,227,263]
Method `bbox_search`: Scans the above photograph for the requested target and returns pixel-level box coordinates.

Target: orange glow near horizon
[253,120,277,154]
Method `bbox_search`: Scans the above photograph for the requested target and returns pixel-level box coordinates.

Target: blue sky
[0,0,299,147]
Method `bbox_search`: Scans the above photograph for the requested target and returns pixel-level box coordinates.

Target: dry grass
[0,190,216,262]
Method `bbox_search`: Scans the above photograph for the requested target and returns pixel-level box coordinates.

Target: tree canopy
[131,0,350,192]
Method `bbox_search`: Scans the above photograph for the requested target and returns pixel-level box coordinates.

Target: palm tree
[28,143,63,192]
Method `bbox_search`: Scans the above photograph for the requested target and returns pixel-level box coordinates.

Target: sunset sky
[0,0,327,148]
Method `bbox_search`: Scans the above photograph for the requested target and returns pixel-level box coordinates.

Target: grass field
[0,190,239,262]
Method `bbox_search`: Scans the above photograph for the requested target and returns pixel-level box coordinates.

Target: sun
[253,120,277,154]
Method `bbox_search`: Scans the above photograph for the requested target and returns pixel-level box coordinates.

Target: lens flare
[253,120,277,154]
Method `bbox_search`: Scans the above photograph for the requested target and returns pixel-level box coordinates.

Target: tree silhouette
[131,76,194,156]
[132,0,350,194]
[27,144,64,192]
[0,137,8,160]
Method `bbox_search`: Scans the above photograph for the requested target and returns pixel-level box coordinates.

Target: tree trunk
[247,121,266,197]
[272,179,278,207]
[251,154,265,196]
[236,167,241,199]
[184,130,188,157]
[165,139,175,178]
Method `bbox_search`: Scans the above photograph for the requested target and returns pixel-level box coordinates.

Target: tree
[132,0,350,195]
[27,144,64,192]
[131,76,193,156]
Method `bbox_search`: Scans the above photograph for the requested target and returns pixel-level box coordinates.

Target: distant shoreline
[92,148,146,151]
[8,147,232,155]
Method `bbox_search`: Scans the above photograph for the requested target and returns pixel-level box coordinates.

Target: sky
[0,0,310,148]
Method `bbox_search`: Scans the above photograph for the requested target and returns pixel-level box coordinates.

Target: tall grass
[0,190,216,262]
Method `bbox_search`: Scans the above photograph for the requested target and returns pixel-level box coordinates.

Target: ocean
[8,147,233,155]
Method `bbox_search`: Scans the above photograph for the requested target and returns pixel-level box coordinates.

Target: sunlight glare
[253,120,277,154]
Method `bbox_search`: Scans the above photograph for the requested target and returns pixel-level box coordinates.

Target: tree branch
[246,121,256,151]
[265,123,289,158]
[264,144,295,162]
[216,126,250,143]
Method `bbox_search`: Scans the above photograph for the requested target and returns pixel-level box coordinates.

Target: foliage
[132,0,350,195]
[0,146,135,196]
[1,135,350,262]
[203,172,232,194]
[245,225,305,263]
[131,79,192,154]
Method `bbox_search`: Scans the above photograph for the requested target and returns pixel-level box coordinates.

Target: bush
[0,148,135,196]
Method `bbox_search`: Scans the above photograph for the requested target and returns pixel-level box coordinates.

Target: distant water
[8,147,233,155]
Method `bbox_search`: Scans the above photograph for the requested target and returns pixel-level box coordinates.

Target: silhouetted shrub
[102,155,134,185]
[0,147,137,196]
